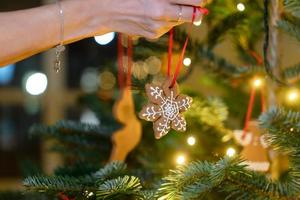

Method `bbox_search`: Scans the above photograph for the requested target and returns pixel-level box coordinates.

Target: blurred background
[1,0,300,193]
[0,0,121,189]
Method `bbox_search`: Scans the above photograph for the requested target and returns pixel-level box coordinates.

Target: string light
[176,154,186,165]
[286,89,299,103]
[252,77,263,88]
[187,136,196,146]
[290,128,294,132]
[237,3,245,12]
[226,147,236,157]
[193,20,202,26]
[183,57,192,67]
[94,32,115,45]
[24,72,48,96]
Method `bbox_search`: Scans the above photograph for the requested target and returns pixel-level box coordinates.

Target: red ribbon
[242,82,266,139]
[168,7,209,88]
[58,192,75,200]
[242,50,266,139]
[117,33,133,89]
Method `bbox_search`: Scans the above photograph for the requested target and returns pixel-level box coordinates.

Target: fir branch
[158,157,299,199]
[49,145,109,162]
[284,0,300,17]
[29,121,114,150]
[30,120,114,138]
[184,97,231,135]
[94,162,128,183]
[196,46,264,77]
[157,158,243,199]
[96,176,143,200]
[259,107,300,153]
[283,62,300,82]
[278,19,300,42]
[54,162,101,177]
[207,12,247,49]
[23,175,95,193]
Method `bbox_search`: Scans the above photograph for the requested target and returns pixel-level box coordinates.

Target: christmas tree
[2,0,300,199]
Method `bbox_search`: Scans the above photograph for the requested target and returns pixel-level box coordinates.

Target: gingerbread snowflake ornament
[139,78,193,139]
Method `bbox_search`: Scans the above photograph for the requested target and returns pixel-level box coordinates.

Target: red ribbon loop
[242,83,266,139]
[117,33,133,89]
[167,6,208,88]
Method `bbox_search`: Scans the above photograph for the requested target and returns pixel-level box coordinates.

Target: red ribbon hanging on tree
[117,33,133,89]
[168,7,209,88]
[242,78,266,139]
[242,50,266,139]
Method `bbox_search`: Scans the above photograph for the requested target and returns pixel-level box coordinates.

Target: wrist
[61,0,111,44]
[80,0,111,37]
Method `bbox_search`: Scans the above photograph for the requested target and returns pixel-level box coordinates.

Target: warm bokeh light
[187,136,196,146]
[252,78,263,88]
[287,89,300,103]
[94,32,115,45]
[183,57,192,67]
[237,3,245,12]
[176,154,186,165]
[25,72,48,96]
[193,20,202,26]
[226,147,236,157]
[99,71,116,90]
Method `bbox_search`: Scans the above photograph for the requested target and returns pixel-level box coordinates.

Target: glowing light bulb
[237,3,245,12]
[94,32,115,45]
[287,89,299,102]
[187,136,196,146]
[226,147,236,157]
[193,20,202,26]
[183,58,192,67]
[24,72,48,96]
[176,155,186,165]
[253,78,263,88]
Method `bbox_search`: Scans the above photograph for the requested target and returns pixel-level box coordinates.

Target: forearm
[0,0,107,66]
[0,0,205,66]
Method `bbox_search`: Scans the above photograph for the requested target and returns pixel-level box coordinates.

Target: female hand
[0,0,206,66]
[90,0,206,39]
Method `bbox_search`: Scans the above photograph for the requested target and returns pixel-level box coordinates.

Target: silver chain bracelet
[54,0,65,73]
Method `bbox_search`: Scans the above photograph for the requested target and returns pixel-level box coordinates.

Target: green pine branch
[23,162,146,200]
[54,162,101,177]
[284,0,300,18]
[184,97,231,135]
[157,157,299,200]
[23,175,94,193]
[29,121,114,152]
[96,176,143,200]
[284,62,300,82]
[94,162,127,183]
[207,12,247,49]
[30,120,115,139]
[259,107,300,154]
[278,19,300,42]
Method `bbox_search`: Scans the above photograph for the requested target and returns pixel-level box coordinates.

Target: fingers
[167,4,203,22]
[170,0,207,7]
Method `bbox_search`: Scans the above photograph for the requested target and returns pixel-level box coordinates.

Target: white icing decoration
[140,83,193,138]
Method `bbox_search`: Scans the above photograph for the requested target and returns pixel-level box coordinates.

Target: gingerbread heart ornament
[139,78,193,139]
